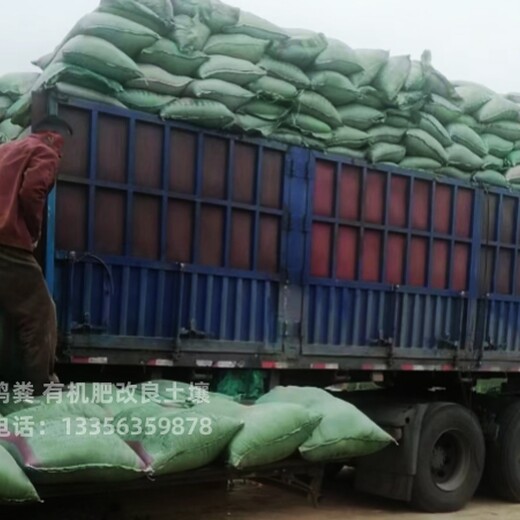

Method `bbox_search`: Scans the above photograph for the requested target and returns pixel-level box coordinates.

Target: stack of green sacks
[0,0,520,190]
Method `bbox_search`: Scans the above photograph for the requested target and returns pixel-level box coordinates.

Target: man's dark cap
[33,115,73,137]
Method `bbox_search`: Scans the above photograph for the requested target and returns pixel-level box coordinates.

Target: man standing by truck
[0,116,72,395]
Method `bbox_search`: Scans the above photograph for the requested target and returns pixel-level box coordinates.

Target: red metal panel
[386,233,406,285]
[500,197,516,244]
[434,185,452,234]
[362,230,382,282]
[170,130,196,194]
[97,115,128,183]
[135,123,162,189]
[389,176,408,228]
[261,149,283,209]
[498,249,513,294]
[133,195,160,259]
[412,180,430,231]
[481,194,498,242]
[311,223,332,278]
[339,165,361,221]
[202,136,227,199]
[337,226,358,280]
[94,190,125,256]
[258,216,279,273]
[432,240,449,289]
[233,143,256,204]
[452,243,469,292]
[200,206,224,266]
[166,201,193,263]
[313,160,335,217]
[230,211,252,270]
[56,184,87,251]
[409,237,428,286]
[456,188,473,238]
[58,107,89,179]
[364,171,385,224]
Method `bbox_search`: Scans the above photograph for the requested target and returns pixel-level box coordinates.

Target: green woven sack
[439,166,471,181]
[368,125,406,145]
[117,89,174,113]
[170,14,211,52]
[447,123,488,157]
[248,76,298,102]
[65,12,160,57]
[7,402,109,423]
[313,38,363,76]
[198,55,266,86]
[327,146,366,160]
[368,143,406,164]
[400,157,442,171]
[117,404,243,475]
[270,129,303,146]
[394,91,426,112]
[258,56,310,89]
[185,79,253,110]
[204,34,269,63]
[200,0,240,32]
[98,0,174,34]
[359,86,385,110]
[140,38,208,77]
[161,98,235,128]
[238,100,289,121]
[257,387,395,462]
[423,94,462,125]
[474,170,509,188]
[329,126,369,149]
[223,10,288,41]
[385,113,412,129]
[373,55,411,101]
[507,166,520,184]
[297,91,342,128]
[446,144,484,172]
[338,104,385,131]
[485,121,520,141]
[405,129,448,164]
[52,83,127,109]
[506,150,520,168]
[476,96,520,124]
[0,96,13,120]
[127,64,192,96]
[0,119,24,141]
[350,49,389,88]
[482,154,505,171]
[231,114,278,137]
[62,35,143,83]
[308,71,359,105]
[481,133,515,158]
[455,84,493,114]
[269,29,328,69]
[0,446,40,504]
[404,60,427,91]
[196,399,321,469]
[456,114,482,133]
[0,72,40,99]
[285,113,332,137]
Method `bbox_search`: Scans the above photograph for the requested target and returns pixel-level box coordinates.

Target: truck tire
[486,402,520,501]
[411,403,485,513]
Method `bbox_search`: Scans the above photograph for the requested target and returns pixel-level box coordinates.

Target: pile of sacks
[0,382,394,504]
[1,0,520,190]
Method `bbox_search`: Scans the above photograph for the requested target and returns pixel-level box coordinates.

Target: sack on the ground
[418,112,452,147]
[481,133,515,158]
[474,170,509,188]
[308,71,359,105]
[446,143,484,172]
[248,76,298,102]
[400,157,442,171]
[61,35,143,83]
[161,98,235,128]
[127,64,192,95]
[338,104,385,131]
[0,446,40,504]
[139,38,208,76]
[269,29,328,69]
[257,387,395,462]
[204,34,269,63]
[423,94,462,124]
[185,79,253,110]
[171,14,211,52]
[405,129,448,164]
[258,56,310,88]
[368,125,406,145]
[447,123,488,157]
[373,55,411,101]
[368,143,406,164]
[350,49,389,87]
[313,39,363,76]
[0,72,40,99]
[198,55,266,86]
[297,91,342,128]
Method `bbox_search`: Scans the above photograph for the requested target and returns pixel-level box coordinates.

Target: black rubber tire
[411,403,485,513]
[486,402,520,502]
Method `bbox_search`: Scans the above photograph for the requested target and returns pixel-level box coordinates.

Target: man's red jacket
[0,132,64,252]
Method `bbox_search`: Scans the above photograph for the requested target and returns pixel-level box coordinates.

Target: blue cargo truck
[2,91,520,512]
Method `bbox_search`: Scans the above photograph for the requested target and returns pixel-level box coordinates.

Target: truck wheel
[411,403,485,513]
[486,402,520,501]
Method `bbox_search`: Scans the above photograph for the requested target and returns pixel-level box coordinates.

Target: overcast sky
[0,0,518,94]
